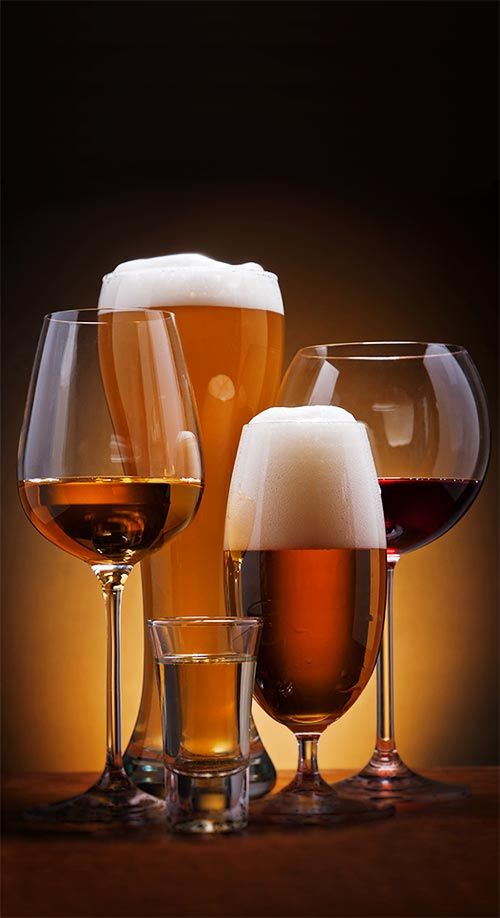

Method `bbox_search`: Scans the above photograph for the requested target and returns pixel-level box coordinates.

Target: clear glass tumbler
[148,617,261,833]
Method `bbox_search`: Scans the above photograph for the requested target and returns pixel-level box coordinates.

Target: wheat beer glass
[99,254,284,798]
[149,618,261,833]
[18,308,203,824]
[278,343,490,805]
[224,407,392,824]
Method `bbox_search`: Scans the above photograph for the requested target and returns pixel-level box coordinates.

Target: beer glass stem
[374,558,399,759]
[295,734,323,789]
[93,564,132,777]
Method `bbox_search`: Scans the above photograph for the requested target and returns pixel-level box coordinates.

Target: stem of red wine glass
[375,558,399,759]
[93,565,132,775]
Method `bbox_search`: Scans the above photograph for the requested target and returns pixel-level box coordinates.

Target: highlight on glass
[17,307,203,824]
[278,342,490,806]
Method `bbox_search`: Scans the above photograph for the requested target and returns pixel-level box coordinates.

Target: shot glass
[148,617,261,834]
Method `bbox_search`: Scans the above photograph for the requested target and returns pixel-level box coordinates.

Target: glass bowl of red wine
[277,342,490,806]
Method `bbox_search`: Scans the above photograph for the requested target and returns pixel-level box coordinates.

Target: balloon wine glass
[278,342,490,805]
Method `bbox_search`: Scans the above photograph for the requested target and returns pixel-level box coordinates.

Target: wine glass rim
[296,341,468,360]
[43,307,177,325]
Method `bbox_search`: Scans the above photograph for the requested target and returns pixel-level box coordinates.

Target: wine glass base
[251,778,394,827]
[334,761,470,809]
[23,773,166,827]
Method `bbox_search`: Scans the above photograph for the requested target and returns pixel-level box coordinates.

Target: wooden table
[2,769,498,918]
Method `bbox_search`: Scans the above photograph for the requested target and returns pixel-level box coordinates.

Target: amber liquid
[143,305,284,617]
[156,654,256,776]
[98,305,283,774]
[19,478,203,566]
[225,548,386,732]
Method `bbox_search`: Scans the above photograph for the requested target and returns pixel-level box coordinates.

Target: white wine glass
[18,308,203,825]
[278,342,490,806]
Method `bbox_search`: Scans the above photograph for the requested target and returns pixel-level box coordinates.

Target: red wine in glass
[380,478,482,557]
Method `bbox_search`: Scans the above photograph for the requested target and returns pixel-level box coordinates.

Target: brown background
[2,1,498,773]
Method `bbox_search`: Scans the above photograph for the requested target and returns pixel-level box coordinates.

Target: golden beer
[225,547,386,728]
[98,256,284,791]
[224,407,387,729]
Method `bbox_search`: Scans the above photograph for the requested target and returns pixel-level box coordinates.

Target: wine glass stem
[94,565,132,775]
[375,557,399,756]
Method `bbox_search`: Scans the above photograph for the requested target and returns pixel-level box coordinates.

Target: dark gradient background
[2,1,498,772]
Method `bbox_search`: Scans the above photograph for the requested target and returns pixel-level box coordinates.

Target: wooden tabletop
[2,768,499,918]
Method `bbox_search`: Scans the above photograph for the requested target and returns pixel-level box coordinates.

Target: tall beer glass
[98,254,284,796]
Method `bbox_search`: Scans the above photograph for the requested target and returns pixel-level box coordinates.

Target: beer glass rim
[241,419,369,428]
[296,341,468,360]
[102,266,279,283]
[148,617,262,628]
[42,307,177,326]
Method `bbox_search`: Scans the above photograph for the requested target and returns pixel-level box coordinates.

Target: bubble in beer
[99,253,284,314]
[225,405,385,551]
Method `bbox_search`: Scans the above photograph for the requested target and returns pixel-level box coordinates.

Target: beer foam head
[98,253,284,314]
[248,405,357,424]
[225,406,386,550]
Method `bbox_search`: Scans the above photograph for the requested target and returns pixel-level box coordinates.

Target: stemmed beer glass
[18,308,203,823]
[278,343,490,805]
[224,408,392,823]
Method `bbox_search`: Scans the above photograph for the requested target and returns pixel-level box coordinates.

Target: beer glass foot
[23,769,165,827]
[334,752,470,808]
[251,774,394,826]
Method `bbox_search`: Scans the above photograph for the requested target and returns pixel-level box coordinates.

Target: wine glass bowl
[278,342,490,806]
[17,308,203,824]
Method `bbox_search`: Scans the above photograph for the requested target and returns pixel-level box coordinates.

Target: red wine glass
[277,342,490,805]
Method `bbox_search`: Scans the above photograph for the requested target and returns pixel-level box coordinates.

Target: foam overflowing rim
[102,266,279,283]
[243,419,368,427]
[99,260,284,314]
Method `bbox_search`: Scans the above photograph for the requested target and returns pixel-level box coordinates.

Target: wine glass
[224,409,393,824]
[278,342,490,805]
[18,308,203,824]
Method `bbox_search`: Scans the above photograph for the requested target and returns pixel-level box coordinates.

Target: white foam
[98,253,284,314]
[225,406,386,551]
[249,405,357,424]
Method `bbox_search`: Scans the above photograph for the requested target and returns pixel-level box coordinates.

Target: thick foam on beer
[225,406,386,551]
[99,254,284,314]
